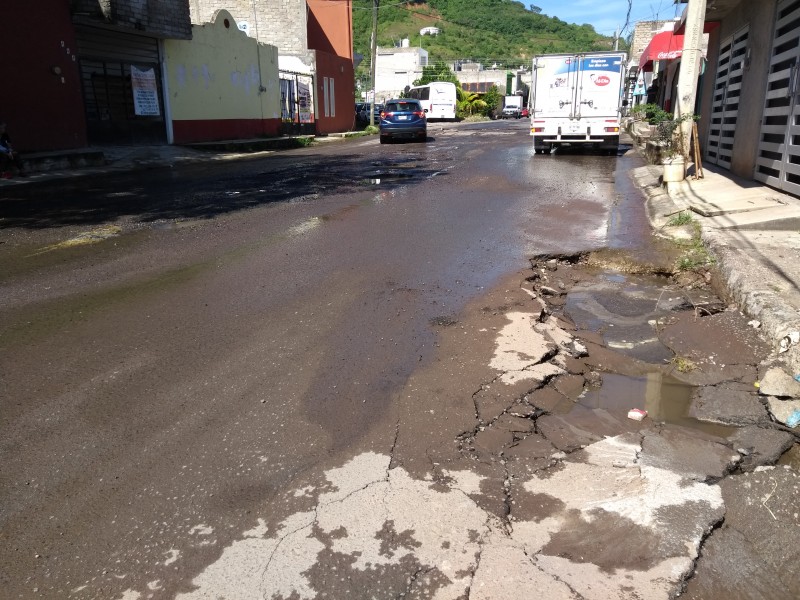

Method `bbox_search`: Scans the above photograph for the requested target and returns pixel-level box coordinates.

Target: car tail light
[604,127,619,132]
[413,111,425,118]
[381,111,391,118]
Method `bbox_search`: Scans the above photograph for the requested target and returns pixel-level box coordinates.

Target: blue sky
[532,1,683,38]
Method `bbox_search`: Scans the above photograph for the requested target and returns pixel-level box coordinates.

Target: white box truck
[529,51,626,154]
[500,95,523,119]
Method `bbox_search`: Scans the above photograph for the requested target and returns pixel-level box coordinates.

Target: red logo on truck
[594,75,610,86]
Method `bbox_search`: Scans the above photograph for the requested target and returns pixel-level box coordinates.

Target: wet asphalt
[3,120,791,598]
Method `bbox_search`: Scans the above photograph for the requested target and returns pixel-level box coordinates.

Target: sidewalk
[631,160,800,379]
[0,132,362,186]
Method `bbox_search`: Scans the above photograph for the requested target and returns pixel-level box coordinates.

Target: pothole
[578,372,736,437]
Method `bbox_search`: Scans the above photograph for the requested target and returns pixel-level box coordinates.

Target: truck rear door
[575,54,625,118]
[533,55,580,118]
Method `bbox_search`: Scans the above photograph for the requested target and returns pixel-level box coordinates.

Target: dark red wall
[4,1,87,151]
[315,51,356,134]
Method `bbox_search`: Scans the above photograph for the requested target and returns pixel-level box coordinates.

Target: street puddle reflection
[578,372,735,437]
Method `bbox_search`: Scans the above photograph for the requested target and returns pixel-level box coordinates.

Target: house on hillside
[190,0,355,135]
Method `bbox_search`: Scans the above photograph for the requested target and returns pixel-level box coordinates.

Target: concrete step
[703,205,800,230]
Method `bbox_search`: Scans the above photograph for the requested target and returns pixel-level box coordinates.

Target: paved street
[2,120,798,599]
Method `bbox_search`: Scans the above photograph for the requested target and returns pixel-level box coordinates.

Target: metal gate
[755,0,800,195]
[75,26,166,145]
[705,26,749,168]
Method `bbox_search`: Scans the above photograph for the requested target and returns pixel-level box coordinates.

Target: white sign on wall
[238,22,250,35]
[131,66,160,116]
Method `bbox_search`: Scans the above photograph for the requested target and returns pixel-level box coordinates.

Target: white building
[374,45,428,101]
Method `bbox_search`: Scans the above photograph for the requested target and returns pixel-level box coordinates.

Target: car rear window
[386,102,419,112]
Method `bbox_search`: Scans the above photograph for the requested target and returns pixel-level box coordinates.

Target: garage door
[755,0,800,196]
[75,26,167,145]
[705,26,749,168]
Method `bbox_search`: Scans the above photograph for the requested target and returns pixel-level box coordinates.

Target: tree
[413,63,459,87]
[481,85,502,116]
[457,91,488,118]
[529,4,541,13]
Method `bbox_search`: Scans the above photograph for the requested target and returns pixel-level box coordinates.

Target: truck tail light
[531,127,545,133]
[604,127,619,132]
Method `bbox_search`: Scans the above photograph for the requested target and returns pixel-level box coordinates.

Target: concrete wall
[307,0,352,60]
[72,0,192,39]
[164,11,281,143]
[189,0,308,54]
[314,51,356,134]
[374,47,428,100]
[5,1,87,151]
[457,69,514,94]
[630,20,674,66]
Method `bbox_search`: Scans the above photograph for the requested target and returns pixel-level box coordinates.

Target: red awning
[639,31,685,72]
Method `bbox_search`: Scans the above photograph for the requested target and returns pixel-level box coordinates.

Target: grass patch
[670,356,697,373]
[667,211,694,227]
[364,125,379,135]
[672,224,715,272]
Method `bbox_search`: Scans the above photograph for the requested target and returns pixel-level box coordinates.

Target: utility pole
[369,0,379,126]
[614,27,619,51]
[676,0,707,160]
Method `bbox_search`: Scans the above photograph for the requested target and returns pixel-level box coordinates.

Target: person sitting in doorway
[0,121,26,178]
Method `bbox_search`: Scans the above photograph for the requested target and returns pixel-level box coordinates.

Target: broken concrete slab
[551,373,585,401]
[526,386,573,414]
[469,532,575,599]
[766,397,800,427]
[681,526,798,600]
[728,426,796,471]
[639,428,740,482]
[716,467,800,597]
[689,385,769,425]
[759,366,800,398]
[536,405,635,453]
[513,435,725,599]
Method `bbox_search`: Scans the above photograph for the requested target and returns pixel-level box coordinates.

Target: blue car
[379,99,427,144]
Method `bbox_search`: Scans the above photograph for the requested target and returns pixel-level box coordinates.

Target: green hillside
[353,0,619,83]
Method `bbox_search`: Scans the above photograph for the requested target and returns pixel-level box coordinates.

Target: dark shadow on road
[0,152,446,230]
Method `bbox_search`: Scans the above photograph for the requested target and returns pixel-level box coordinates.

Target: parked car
[356,102,365,123]
[521,107,529,118]
[358,102,384,124]
[379,99,427,144]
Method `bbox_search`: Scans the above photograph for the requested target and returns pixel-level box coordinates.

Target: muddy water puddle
[578,372,735,437]
[532,256,752,438]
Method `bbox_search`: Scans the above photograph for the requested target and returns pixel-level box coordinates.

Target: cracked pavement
[166,258,798,599]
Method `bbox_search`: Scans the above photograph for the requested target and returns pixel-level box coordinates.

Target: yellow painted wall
[164,10,279,121]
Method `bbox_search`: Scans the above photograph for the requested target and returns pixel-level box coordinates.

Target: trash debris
[787,409,800,429]
[747,320,761,329]
[754,381,760,388]
[778,331,800,353]
[795,374,800,383]
[627,408,648,421]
